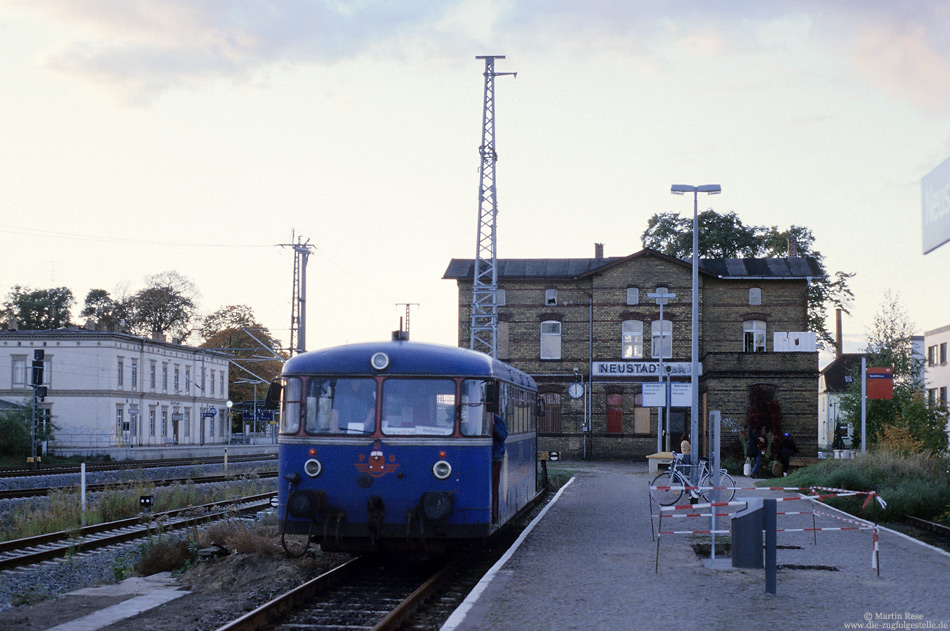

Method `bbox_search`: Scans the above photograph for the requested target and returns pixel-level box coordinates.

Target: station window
[545,289,557,306]
[743,320,766,353]
[626,287,639,306]
[749,287,762,306]
[622,320,643,359]
[540,321,562,360]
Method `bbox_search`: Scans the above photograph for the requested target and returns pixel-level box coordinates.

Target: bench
[646,451,674,473]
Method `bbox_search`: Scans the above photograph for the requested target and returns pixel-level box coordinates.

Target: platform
[441,461,950,630]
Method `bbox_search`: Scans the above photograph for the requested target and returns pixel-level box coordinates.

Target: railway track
[0,454,277,478]
[0,492,276,573]
[217,555,460,631]
[0,471,278,500]
[215,489,549,631]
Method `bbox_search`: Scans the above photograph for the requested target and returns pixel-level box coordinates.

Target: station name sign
[592,361,696,377]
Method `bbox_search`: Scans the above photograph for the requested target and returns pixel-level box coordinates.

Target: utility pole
[395,303,419,337]
[279,232,315,356]
[470,55,516,358]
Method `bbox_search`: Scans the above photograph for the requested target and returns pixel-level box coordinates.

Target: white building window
[749,287,762,306]
[743,320,766,352]
[161,408,168,437]
[651,320,672,359]
[149,408,156,437]
[220,373,225,396]
[174,366,180,392]
[185,367,191,391]
[540,321,562,360]
[150,361,156,391]
[162,363,168,392]
[184,407,191,438]
[626,287,639,306]
[545,289,557,306]
[12,356,27,389]
[210,369,215,395]
[622,320,643,359]
[117,358,124,388]
[497,288,506,306]
[130,359,138,391]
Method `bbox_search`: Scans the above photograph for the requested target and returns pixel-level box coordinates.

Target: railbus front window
[381,379,455,436]
[280,377,302,434]
[305,378,377,435]
[460,379,490,437]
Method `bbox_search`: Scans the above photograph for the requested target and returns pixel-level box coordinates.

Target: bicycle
[649,453,736,506]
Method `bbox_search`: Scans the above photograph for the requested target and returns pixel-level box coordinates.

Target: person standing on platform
[680,432,692,465]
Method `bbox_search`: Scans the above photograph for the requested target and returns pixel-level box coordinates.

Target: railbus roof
[282,340,537,390]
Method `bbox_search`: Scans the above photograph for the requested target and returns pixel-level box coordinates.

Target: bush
[762,450,950,523]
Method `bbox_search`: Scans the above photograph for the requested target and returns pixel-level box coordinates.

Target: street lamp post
[671,184,721,484]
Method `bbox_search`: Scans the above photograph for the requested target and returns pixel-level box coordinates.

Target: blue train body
[276,340,539,552]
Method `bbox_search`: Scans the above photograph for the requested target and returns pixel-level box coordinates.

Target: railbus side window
[460,379,490,437]
[281,377,302,434]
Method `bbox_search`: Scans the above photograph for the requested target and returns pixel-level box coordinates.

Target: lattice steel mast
[280,232,315,356]
[470,55,516,357]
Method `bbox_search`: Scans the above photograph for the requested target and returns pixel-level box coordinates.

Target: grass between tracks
[0,474,274,542]
[759,450,950,526]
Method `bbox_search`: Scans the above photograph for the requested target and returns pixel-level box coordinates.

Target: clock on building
[568,382,584,399]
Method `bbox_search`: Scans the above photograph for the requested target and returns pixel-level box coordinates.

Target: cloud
[26,0,455,103]
[15,0,950,116]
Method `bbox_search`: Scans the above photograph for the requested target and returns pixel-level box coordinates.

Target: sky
[2,1,950,368]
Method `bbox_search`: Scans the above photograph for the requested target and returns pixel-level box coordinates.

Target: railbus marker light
[433,460,452,480]
[371,352,390,370]
[304,458,322,477]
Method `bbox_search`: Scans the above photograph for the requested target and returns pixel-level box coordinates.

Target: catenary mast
[470,55,516,358]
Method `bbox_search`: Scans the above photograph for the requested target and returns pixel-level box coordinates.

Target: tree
[80,289,132,332]
[641,210,854,348]
[0,401,32,457]
[129,271,198,342]
[839,291,948,454]
[2,286,74,330]
[199,305,285,404]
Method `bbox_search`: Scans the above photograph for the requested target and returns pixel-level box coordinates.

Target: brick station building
[443,245,821,461]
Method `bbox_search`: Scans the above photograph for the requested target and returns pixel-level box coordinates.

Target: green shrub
[760,451,950,524]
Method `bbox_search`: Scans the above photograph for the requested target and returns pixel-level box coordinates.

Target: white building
[818,353,863,448]
[0,329,230,451]
[924,324,950,434]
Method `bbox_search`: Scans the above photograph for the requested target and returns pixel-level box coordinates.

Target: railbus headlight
[432,460,452,480]
[304,458,322,478]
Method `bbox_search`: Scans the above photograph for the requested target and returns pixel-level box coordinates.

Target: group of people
[746,427,799,478]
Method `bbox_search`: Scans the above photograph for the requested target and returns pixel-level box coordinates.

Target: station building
[444,245,822,461]
[0,328,231,454]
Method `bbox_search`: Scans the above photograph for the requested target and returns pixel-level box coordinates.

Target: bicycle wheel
[650,470,684,506]
[701,471,736,503]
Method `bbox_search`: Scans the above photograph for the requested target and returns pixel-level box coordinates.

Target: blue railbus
[275,339,541,553]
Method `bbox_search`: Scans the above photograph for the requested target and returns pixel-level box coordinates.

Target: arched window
[651,320,672,359]
[743,320,766,353]
[621,320,643,359]
[540,321,562,360]
[749,287,762,306]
